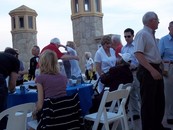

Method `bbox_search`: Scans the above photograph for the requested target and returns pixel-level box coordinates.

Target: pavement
[128,111,173,130]
[85,78,173,130]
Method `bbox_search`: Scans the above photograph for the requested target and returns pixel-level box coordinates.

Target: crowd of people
[0,11,173,130]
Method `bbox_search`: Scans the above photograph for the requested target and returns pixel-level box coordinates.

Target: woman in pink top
[34,50,67,113]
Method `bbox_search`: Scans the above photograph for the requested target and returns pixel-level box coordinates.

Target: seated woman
[33,50,68,114]
[31,50,82,130]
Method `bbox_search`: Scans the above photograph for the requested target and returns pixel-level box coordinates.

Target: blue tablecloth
[66,83,94,116]
[7,87,37,108]
[7,83,94,116]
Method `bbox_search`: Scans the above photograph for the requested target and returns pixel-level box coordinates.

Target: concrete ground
[128,115,173,130]
[86,79,173,130]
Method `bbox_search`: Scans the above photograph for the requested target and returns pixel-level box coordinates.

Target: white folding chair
[28,119,37,130]
[0,103,35,130]
[84,86,131,130]
[122,82,135,128]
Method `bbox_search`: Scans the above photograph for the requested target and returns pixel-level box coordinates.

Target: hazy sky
[0,0,173,51]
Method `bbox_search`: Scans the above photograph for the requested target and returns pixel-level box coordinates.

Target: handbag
[100,71,111,86]
[85,70,90,80]
[85,70,97,80]
[92,71,97,80]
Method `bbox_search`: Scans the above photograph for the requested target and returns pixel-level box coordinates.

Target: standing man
[158,21,173,125]
[41,38,79,77]
[121,28,140,121]
[66,41,82,79]
[28,45,40,80]
[0,47,20,129]
[134,12,170,130]
[41,37,79,61]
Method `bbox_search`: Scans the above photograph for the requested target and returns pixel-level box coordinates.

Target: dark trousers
[63,60,71,79]
[137,64,165,130]
[0,74,8,130]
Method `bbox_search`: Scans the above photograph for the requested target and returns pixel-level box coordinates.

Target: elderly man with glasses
[134,11,170,130]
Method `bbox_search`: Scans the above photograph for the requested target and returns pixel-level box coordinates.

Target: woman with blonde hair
[84,52,96,80]
[34,50,67,114]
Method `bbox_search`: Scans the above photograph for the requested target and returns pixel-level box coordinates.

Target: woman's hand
[32,109,38,120]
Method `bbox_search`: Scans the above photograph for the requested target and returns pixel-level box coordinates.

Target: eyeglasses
[124,35,131,38]
[153,18,160,23]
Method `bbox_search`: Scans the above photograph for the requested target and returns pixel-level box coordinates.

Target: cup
[77,78,81,85]
[68,79,73,86]
[20,85,25,94]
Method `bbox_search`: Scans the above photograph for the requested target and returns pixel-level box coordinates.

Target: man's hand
[74,56,79,61]
[150,68,162,80]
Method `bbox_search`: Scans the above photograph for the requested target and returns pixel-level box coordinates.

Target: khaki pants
[163,64,173,119]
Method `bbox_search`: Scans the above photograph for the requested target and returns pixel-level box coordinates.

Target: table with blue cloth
[7,83,94,116]
[66,83,94,116]
[7,86,37,108]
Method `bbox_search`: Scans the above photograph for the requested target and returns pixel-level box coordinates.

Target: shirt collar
[168,34,173,40]
[125,41,134,47]
[143,25,153,34]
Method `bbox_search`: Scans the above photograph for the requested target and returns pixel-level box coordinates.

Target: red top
[116,44,123,58]
[41,43,64,59]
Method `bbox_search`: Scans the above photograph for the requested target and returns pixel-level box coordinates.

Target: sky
[0,0,173,51]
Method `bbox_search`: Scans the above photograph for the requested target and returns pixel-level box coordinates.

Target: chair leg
[104,122,110,130]
[118,118,125,130]
[92,121,100,130]
[128,102,135,129]
[123,116,129,130]
[111,120,120,130]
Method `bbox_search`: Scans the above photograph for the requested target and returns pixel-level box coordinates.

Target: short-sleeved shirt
[115,44,123,58]
[85,58,94,70]
[134,26,162,64]
[66,46,81,78]
[158,34,173,61]
[0,52,20,78]
[41,44,64,59]
[28,56,39,79]
[36,73,67,99]
[94,46,116,73]
[121,42,139,68]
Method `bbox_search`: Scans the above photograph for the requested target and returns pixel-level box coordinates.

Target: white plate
[23,81,35,85]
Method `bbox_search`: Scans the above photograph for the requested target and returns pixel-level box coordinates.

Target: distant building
[71,0,103,71]
[8,2,120,73]
[9,5,38,70]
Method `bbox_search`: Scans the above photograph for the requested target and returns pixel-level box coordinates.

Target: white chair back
[0,103,35,130]
[85,85,131,130]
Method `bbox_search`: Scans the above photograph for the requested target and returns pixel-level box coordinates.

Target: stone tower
[9,5,38,70]
[71,0,103,72]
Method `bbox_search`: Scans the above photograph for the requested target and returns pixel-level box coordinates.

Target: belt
[163,61,173,64]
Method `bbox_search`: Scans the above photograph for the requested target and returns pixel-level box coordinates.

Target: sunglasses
[124,35,131,38]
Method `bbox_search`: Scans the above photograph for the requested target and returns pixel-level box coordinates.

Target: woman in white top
[85,52,95,80]
[94,35,117,93]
